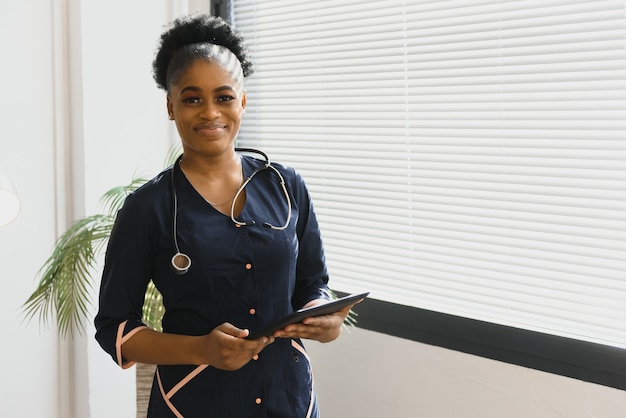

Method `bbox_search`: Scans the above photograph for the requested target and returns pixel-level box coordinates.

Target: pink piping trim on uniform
[115,321,148,369]
[155,364,210,417]
[292,340,315,418]
[167,364,209,398]
[157,367,185,418]
[291,339,311,362]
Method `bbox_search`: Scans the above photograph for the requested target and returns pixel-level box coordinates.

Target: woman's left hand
[272,298,362,343]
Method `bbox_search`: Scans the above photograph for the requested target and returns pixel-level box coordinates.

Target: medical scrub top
[94,155,330,418]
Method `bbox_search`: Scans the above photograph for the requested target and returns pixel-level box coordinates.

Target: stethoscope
[170,147,292,274]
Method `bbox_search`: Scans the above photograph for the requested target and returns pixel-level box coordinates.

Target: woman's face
[167,59,246,159]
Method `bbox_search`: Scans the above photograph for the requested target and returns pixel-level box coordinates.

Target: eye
[217,95,236,103]
[182,96,202,104]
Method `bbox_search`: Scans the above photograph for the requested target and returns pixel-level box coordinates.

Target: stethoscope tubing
[170,148,292,275]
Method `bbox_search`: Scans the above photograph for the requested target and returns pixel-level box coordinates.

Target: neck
[178,150,245,211]
[179,151,241,178]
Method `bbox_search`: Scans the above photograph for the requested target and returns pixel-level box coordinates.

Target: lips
[195,123,226,130]
[194,123,227,135]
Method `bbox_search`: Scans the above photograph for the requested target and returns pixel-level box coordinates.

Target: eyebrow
[179,85,236,96]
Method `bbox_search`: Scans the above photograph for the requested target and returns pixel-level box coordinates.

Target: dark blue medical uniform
[95,155,329,417]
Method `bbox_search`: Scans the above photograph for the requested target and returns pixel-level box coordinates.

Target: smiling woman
[92,13,358,418]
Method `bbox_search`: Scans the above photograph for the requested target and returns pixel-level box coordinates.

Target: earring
[168,115,174,120]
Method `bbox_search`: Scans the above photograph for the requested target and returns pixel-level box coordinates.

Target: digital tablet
[246,291,369,340]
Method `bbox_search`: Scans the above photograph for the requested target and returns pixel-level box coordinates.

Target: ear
[166,96,174,120]
[241,92,247,113]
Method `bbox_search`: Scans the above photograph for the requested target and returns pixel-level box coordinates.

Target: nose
[199,101,220,119]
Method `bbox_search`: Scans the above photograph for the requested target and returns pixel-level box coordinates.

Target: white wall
[0,1,60,417]
[307,327,626,418]
[2,1,624,417]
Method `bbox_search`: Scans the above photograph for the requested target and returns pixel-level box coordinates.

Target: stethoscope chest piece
[171,252,191,275]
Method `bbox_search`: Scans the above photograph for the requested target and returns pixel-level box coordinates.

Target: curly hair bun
[152,13,253,90]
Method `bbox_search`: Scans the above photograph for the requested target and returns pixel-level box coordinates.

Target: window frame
[348,294,626,390]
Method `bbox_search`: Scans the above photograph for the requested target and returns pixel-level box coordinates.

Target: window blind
[231,0,626,348]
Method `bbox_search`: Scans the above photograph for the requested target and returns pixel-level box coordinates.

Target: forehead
[173,60,240,90]
[172,59,244,97]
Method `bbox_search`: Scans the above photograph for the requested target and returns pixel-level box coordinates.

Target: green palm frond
[142,281,165,331]
[22,214,113,337]
[328,289,359,332]
[164,143,182,168]
[22,178,146,338]
[99,177,149,217]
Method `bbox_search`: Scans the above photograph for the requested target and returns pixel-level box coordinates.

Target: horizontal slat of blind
[233,0,626,347]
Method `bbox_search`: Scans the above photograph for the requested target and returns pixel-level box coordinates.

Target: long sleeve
[291,168,331,309]
[94,177,167,367]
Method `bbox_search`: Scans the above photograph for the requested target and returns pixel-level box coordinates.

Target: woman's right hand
[200,323,274,371]
[120,323,273,368]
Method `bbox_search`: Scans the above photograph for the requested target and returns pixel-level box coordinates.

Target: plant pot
[136,363,157,418]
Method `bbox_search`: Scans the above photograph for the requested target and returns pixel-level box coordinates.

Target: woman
[94,13,356,418]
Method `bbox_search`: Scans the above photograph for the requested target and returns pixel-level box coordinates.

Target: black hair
[152,13,253,91]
